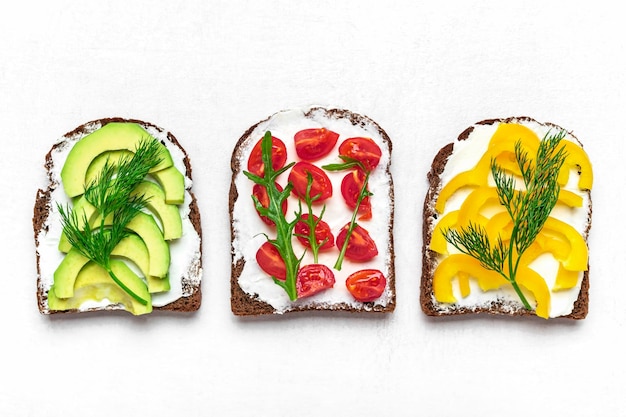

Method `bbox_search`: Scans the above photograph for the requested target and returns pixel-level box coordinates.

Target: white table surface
[1,1,622,416]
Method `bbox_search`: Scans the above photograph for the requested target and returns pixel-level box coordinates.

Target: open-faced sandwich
[230,106,395,316]
[34,118,202,315]
[421,117,593,319]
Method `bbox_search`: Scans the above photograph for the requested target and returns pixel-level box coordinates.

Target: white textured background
[1,1,623,416]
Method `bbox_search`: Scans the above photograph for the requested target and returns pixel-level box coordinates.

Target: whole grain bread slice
[421,117,592,319]
[34,118,202,314]
[230,106,395,316]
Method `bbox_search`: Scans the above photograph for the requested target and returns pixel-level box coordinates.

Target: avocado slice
[60,122,174,198]
[111,234,170,293]
[151,166,185,204]
[52,248,90,298]
[85,150,186,206]
[53,233,170,299]
[48,260,152,315]
[57,198,170,279]
[132,181,182,240]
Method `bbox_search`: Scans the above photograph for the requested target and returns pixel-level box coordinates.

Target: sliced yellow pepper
[433,254,508,303]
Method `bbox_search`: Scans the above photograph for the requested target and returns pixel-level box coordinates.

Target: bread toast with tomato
[421,117,592,319]
[34,118,202,315]
[230,106,395,316]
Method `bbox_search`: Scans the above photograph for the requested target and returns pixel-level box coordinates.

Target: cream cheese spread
[231,107,393,313]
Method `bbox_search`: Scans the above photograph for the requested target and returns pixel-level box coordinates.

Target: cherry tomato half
[296,264,336,298]
[294,128,340,161]
[252,183,287,226]
[288,161,333,203]
[294,214,335,250]
[247,135,288,177]
[338,137,382,172]
[256,241,286,281]
[345,269,386,302]
[340,169,372,220]
[335,223,378,262]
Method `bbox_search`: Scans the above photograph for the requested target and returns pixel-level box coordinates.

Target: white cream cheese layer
[432,120,590,318]
[232,107,393,313]
[37,121,202,312]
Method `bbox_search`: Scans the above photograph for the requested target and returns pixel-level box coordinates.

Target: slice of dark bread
[421,117,592,319]
[34,117,202,314]
[230,106,395,316]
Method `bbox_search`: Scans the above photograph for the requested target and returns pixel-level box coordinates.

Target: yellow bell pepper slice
[516,266,550,319]
[433,254,508,303]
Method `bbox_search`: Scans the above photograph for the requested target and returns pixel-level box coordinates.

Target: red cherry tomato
[252,183,287,226]
[346,269,386,302]
[294,128,339,161]
[296,264,335,298]
[338,137,382,172]
[247,135,288,177]
[294,214,335,250]
[288,161,333,203]
[256,241,286,281]
[340,169,372,220]
[335,223,378,262]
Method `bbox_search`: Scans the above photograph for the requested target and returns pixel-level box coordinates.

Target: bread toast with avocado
[34,118,202,315]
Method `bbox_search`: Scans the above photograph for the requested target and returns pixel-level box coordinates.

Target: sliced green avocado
[151,166,185,204]
[53,233,170,298]
[86,150,186,206]
[48,260,152,315]
[60,122,174,198]
[111,234,170,293]
[58,198,171,279]
[122,212,170,278]
[132,181,182,240]
[52,248,90,298]
[85,149,133,185]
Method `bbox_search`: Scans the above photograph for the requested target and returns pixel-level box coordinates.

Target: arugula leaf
[244,131,301,300]
[322,158,373,270]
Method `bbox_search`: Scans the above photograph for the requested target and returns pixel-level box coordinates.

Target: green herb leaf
[293,172,328,264]
[244,131,301,301]
[323,157,373,270]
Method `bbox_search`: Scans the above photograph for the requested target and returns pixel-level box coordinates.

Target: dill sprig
[443,130,568,310]
[244,131,302,301]
[322,156,373,270]
[57,138,163,305]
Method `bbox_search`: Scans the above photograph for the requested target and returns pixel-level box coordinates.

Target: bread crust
[34,117,202,314]
[230,107,395,316]
[421,117,591,319]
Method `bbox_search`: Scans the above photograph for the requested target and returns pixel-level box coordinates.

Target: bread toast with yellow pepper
[421,117,592,319]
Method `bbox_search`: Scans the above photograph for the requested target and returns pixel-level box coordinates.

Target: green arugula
[443,130,568,310]
[322,156,373,270]
[58,138,163,305]
[244,131,302,301]
[294,172,328,264]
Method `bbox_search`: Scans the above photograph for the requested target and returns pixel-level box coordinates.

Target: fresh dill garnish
[443,130,568,310]
[244,131,302,301]
[57,138,163,305]
[322,156,374,270]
